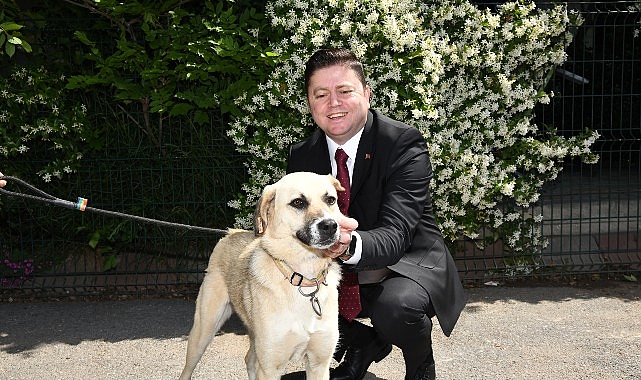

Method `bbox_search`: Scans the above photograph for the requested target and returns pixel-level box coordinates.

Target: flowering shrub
[227,0,599,255]
[0,66,92,182]
[1,252,35,288]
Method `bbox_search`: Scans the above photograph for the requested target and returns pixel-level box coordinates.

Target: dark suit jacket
[287,109,466,336]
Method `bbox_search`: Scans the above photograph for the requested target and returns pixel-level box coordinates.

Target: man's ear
[253,184,276,236]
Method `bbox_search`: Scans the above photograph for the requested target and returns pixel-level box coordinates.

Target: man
[287,48,466,380]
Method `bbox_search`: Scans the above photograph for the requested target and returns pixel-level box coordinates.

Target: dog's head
[254,172,344,250]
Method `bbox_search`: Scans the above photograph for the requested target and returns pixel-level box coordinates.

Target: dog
[179,172,347,380]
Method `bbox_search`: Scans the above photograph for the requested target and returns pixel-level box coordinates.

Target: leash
[0,176,228,235]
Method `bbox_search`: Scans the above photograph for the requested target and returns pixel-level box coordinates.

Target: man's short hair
[304,48,367,93]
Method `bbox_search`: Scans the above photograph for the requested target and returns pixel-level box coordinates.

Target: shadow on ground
[0,299,246,355]
[1,279,638,355]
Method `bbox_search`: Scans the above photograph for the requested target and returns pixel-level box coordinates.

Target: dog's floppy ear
[254,183,276,236]
[327,174,345,192]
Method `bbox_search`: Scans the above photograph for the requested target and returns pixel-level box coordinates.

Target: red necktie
[335,148,362,321]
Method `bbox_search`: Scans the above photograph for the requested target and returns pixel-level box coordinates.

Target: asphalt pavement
[1,281,640,379]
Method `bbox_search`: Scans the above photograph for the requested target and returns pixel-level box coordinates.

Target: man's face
[307,65,371,145]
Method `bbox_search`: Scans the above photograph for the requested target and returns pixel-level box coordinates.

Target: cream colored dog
[179,172,350,380]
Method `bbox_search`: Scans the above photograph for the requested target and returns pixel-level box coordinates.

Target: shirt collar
[326,127,364,161]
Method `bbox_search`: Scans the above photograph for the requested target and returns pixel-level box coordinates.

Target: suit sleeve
[353,127,433,270]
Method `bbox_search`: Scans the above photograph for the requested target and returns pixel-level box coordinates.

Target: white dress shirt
[326,129,391,284]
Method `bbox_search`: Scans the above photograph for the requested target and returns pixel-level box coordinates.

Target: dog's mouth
[295,217,340,249]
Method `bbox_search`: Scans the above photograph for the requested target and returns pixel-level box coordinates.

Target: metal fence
[457,1,641,280]
[539,1,640,275]
[1,1,639,298]
[1,102,241,297]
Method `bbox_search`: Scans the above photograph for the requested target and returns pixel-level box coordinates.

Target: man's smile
[328,112,347,119]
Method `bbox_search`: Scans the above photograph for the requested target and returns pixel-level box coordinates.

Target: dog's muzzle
[296,217,340,249]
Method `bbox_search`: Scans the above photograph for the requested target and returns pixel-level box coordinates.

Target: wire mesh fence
[457,1,641,280]
[1,1,640,298]
[536,1,640,278]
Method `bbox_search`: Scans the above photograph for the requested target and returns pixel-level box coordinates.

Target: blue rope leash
[0,176,228,235]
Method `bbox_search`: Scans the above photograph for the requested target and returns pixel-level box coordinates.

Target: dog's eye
[325,196,337,206]
[290,197,308,210]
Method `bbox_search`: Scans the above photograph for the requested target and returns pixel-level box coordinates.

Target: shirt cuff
[341,231,362,265]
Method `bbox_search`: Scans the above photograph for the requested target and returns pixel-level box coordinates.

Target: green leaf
[5,42,15,57]
[103,254,119,271]
[193,110,209,125]
[74,31,94,47]
[0,22,23,32]
[20,39,32,53]
[88,231,101,249]
[623,274,637,282]
[170,102,194,116]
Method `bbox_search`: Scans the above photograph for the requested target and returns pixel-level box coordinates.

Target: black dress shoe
[330,336,392,380]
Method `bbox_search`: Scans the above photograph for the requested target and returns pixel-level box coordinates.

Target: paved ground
[1,281,640,380]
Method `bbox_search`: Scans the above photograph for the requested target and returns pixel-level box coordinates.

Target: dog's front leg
[246,343,285,380]
[304,328,339,380]
[248,336,294,380]
[304,355,332,380]
[244,341,259,380]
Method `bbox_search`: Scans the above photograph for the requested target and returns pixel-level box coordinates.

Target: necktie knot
[335,147,349,166]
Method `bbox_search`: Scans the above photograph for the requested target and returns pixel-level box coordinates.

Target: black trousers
[338,274,436,379]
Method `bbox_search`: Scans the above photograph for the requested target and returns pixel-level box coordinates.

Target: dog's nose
[318,219,338,234]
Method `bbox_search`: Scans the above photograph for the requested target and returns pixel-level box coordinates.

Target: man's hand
[324,215,358,259]
[0,172,5,188]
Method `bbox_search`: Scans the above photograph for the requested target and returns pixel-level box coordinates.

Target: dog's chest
[274,287,336,331]
[267,279,335,316]
[242,268,338,320]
